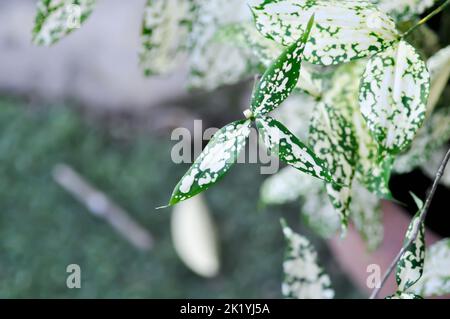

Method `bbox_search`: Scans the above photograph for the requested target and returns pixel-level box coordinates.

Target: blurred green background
[0,97,356,298]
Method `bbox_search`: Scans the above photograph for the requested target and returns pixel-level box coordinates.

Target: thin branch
[402,0,450,38]
[370,146,450,299]
[52,163,154,251]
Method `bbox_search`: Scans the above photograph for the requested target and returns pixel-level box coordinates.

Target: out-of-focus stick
[52,163,153,251]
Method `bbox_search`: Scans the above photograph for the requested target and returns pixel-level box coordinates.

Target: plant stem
[402,0,450,38]
[369,146,450,299]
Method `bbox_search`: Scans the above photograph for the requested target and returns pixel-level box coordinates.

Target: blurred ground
[0,96,357,298]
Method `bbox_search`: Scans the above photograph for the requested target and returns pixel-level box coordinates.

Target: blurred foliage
[0,97,356,298]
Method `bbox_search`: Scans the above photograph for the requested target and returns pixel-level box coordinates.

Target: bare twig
[52,163,153,251]
[370,147,450,299]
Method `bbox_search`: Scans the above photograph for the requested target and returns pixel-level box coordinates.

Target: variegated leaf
[140,0,197,75]
[350,181,383,251]
[217,23,323,97]
[427,45,450,113]
[250,14,314,116]
[256,116,333,183]
[251,0,399,66]
[385,292,423,299]
[396,194,425,291]
[370,0,437,22]
[309,101,358,229]
[188,0,254,90]
[271,93,317,141]
[395,107,450,174]
[421,146,450,188]
[332,60,393,197]
[408,239,450,297]
[360,40,430,154]
[281,220,334,299]
[168,120,251,205]
[33,0,96,46]
[260,166,322,205]
[302,190,341,238]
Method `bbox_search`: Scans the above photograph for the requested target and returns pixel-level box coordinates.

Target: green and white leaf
[260,166,322,205]
[281,220,334,299]
[396,194,425,291]
[256,116,333,183]
[427,45,450,114]
[33,0,96,46]
[385,292,423,299]
[302,190,341,238]
[251,0,399,66]
[408,239,450,297]
[370,0,437,22]
[350,181,383,251]
[218,22,323,97]
[168,120,251,205]
[251,14,314,116]
[309,101,358,229]
[140,0,197,75]
[395,107,450,174]
[360,40,430,154]
[421,146,450,188]
[188,0,255,90]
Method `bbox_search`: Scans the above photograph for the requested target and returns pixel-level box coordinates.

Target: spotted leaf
[33,0,96,46]
[360,40,430,154]
[251,0,399,66]
[350,182,383,251]
[396,194,426,291]
[140,0,197,75]
[256,116,333,183]
[370,0,437,22]
[168,120,251,206]
[385,292,423,299]
[217,23,323,97]
[281,220,334,299]
[260,166,322,205]
[250,14,314,116]
[427,45,450,113]
[187,0,255,90]
[408,239,450,297]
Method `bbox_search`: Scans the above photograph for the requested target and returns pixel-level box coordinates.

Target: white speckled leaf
[281,220,334,299]
[370,0,437,22]
[350,182,383,251]
[169,120,251,205]
[256,116,333,183]
[188,0,255,90]
[309,61,361,229]
[396,194,425,291]
[140,0,197,75]
[251,0,399,66]
[302,190,341,238]
[394,107,450,174]
[251,14,314,116]
[260,166,322,205]
[218,23,323,97]
[33,0,96,46]
[309,101,358,229]
[360,40,430,154]
[427,45,450,113]
[408,239,450,297]
[385,292,423,299]
[421,146,450,188]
